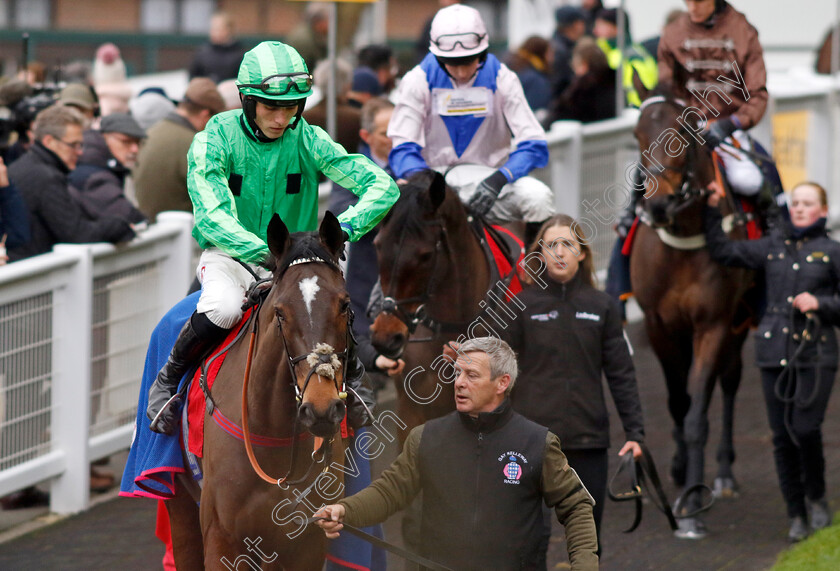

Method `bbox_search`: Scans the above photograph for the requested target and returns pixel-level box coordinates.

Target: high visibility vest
[596,38,658,108]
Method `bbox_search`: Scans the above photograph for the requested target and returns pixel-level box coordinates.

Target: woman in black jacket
[505,213,645,555]
[705,181,840,542]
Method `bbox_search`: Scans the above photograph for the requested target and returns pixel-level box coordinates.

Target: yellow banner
[771,110,810,190]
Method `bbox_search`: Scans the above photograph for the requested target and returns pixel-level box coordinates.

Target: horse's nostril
[330,399,347,424]
[392,333,406,349]
[298,402,315,425]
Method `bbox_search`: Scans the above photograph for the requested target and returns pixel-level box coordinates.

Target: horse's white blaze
[299,276,320,323]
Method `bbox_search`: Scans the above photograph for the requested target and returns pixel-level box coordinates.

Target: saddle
[470,217,525,302]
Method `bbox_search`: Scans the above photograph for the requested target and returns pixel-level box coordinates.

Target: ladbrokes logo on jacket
[575,311,600,322]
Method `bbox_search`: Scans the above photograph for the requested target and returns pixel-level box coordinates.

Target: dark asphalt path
[1,322,838,570]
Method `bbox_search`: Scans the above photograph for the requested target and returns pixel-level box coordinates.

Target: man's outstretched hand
[313,504,346,539]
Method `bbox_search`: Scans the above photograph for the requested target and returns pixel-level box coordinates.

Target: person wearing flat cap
[57,83,99,124]
[134,77,226,222]
[68,112,147,225]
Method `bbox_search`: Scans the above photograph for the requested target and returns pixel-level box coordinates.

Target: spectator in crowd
[57,83,99,125]
[68,112,147,225]
[303,58,362,153]
[581,0,604,35]
[135,78,226,222]
[7,106,134,262]
[315,337,599,570]
[347,67,382,108]
[189,12,246,84]
[286,2,329,72]
[92,43,132,116]
[551,6,587,107]
[550,37,616,124]
[0,158,29,265]
[640,9,684,64]
[389,4,553,241]
[704,182,840,542]
[357,44,398,93]
[507,36,553,124]
[18,61,46,85]
[593,8,657,107]
[505,214,644,559]
[129,89,176,131]
[216,79,242,110]
[415,0,460,64]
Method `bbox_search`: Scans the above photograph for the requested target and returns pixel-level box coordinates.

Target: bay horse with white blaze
[165,213,351,569]
[630,85,755,538]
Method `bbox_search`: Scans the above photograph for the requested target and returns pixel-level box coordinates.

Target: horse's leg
[166,475,204,571]
[645,317,692,485]
[676,324,729,539]
[714,330,746,499]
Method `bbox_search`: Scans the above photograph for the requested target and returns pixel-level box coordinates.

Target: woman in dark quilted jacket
[705,181,840,542]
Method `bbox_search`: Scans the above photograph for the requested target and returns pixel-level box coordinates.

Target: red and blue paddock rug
[120,291,385,571]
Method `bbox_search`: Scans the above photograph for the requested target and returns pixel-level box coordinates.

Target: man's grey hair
[32,105,85,142]
[458,336,519,395]
[360,96,394,133]
[313,58,353,96]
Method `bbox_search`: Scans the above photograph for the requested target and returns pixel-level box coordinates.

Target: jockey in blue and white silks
[388,4,554,226]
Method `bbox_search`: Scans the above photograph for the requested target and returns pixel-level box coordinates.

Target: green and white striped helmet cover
[236,41,313,101]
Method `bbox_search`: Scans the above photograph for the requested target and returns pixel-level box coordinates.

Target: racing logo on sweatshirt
[530,310,559,322]
[575,311,600,322]
[500,451,528,484]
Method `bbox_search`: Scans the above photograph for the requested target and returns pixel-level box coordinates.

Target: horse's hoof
[713,477,739,500]
[674,517,708,540]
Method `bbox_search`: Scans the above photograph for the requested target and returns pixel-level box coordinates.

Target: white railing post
[550,121,583,219]
[49,244,93,514]
[156,211,196,308]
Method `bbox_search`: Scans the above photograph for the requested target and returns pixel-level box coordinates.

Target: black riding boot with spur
[146,312,228,435]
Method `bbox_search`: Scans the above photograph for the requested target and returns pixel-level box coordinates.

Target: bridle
[636,96,711,231]
[379,216,469,341]
[239,254,355,488]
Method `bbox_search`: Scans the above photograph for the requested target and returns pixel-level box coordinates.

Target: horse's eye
[340,299,351,314]
[417,251,433,263]
[275,307,286,322]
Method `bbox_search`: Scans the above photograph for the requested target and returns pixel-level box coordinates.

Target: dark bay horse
[629,87,755,538]
[370,170,495,441]
[165,213,352,569]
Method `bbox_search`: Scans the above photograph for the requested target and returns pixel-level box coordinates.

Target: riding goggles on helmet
[238,72,313,96]
[431,32,487,53]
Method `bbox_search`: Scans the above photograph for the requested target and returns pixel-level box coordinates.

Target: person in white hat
[388,4,554,242]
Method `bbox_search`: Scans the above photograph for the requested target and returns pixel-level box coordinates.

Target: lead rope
[241,309,325,486]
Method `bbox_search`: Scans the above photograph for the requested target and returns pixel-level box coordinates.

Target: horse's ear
[267,214,290,262]
[632,68,650,104]
[319,211,345,259]
[429,171,446,212]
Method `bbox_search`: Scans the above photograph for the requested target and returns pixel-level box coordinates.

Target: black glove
[467,170,508,217]
[702,117,738,149]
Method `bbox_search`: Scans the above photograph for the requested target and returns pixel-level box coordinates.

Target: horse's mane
[382,170,466,236]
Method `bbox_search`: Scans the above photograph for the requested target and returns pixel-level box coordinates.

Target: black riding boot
[146,312,228,435]
[524,221,546,249]
[344,336,377,429]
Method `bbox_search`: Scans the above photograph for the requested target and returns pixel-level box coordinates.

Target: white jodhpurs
[195,248,271,329]
[439,164,556,224]
[717,131,764,197]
